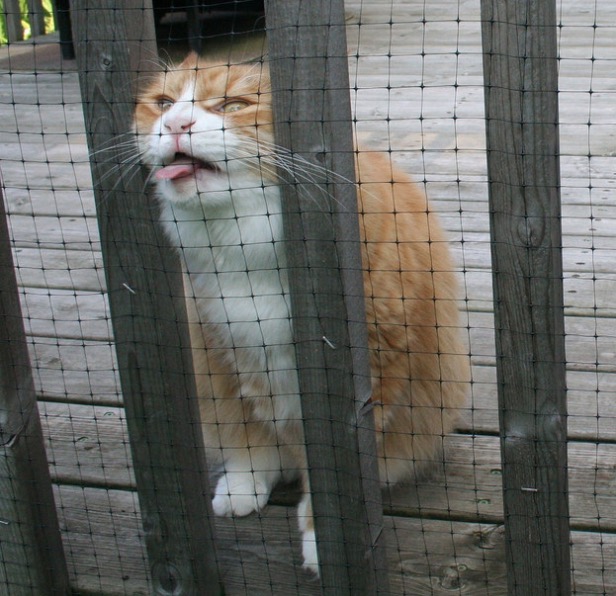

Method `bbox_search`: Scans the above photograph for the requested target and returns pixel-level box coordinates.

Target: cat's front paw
[212,472,270,517]
[301,529,319,575]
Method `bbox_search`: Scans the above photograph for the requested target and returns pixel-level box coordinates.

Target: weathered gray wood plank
[388,434,616,531]
[70,1,223,593]
[19,287,111,340]
[31,341,616,444]
[481,0,570,592]
[0,186,69,593]
[464,364,616,441]
[54,483,616,595]
[16,318,611,428]
[12,246,106,292]
[7,207,616,264]
[2,0,616,591]
[27,336,121,405]
[39,399,616,532]
[40,401,135,488]
[6,214,101,251]
[55,485,151,595]
[266,0,388,590]
[2,0,23,43]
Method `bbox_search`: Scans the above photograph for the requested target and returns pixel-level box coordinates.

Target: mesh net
[0,0,614,593]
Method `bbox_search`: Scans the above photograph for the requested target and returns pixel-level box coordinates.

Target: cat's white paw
[301,529,319,575]
[211,472,270,517]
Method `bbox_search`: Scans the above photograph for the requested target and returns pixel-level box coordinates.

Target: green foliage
[0,0,56,46]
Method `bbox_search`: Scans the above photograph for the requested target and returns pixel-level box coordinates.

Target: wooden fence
[2,0,48,42]
[481,0,569,591]
[0,0,571,593]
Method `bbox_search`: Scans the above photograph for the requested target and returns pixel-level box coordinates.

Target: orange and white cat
[134,53,469,573]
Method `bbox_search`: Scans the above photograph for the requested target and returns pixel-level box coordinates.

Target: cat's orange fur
[355,150,469,483]
[134,54,470,573]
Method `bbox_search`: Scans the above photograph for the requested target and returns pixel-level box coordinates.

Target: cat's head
[134,53,275,207]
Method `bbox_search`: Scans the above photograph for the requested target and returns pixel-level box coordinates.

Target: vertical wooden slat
[52,0,75,60]
[26,0,46,38]
[480,0,571,593]
[3,0,23,43]
[0,187,70,594]
[265,1,388,594]
[124,0,159,89]
[69,2,223,594]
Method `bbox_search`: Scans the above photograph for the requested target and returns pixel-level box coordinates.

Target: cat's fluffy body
[134,53,470,572]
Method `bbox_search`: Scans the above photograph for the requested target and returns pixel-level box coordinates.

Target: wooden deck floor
[1,0,616,593]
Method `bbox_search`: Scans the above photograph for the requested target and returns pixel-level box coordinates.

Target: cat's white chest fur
[161,186,292,349]
[138,71,319,572]
[158,182,298,402]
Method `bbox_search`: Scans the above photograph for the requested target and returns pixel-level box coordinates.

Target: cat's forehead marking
[157,61,266,105]
[177,78,197,105]
[195,66,242,102]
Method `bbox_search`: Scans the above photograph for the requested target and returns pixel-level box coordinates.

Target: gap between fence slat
[0,185,70,593]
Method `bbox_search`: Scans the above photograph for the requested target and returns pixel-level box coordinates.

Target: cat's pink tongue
[155,163,198,181]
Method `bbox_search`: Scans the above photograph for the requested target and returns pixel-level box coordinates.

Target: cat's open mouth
[155,153,221,181]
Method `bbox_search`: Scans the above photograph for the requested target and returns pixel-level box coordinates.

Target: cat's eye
[157,97,174,111]
[219,100,250,113]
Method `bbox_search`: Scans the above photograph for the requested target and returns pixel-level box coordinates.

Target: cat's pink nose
[163,117,196,133]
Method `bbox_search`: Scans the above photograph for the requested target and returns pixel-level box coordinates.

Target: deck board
[55,484,616,595]
[39,399,616,530]
[2,0,616,591]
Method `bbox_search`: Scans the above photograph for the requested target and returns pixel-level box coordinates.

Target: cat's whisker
[257,152,352,210]
[88,129,135,155]
[134,50,170,74]
[93,148,144,170]
[93,154,149,200]
[94,152,142,185]
[251,139,394,211]
[122,163,156,199]
[129,56,470,578]
[245,138,360,189]
[223,158,343,211]
[231,141,341,187]
[226,148,338,206]
[87,136,141,164]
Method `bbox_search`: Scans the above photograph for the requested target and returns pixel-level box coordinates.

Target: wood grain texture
[54,481,616,595]
[265,0,387,592]
[480,0,570,593]
[0,186,70,593]
[2,0,23,43]
[2,0,616,591]
[36,399,616,534]
[69,2,223,593]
